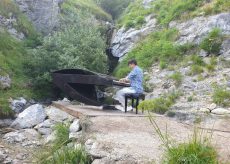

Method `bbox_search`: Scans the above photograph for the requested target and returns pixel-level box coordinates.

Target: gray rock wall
[15,0,64,35]
[170,12,230,45]
[111,15,157,58]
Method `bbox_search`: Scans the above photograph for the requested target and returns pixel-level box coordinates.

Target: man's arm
[119,68,137,82]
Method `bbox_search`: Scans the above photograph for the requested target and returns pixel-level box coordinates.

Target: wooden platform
[52,101,146,118]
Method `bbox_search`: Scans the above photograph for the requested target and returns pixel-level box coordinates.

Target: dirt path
[87,115,230,163]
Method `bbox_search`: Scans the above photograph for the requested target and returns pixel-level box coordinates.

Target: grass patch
[118,0,230,29]
[62,0,112,21]
[139,91,181,114]
[35,123,92,164]
[153,0,204,26]
[188,55,205,75]
[117,0,153,29]
[197,0,230,16]
[164,131,218,163]
[0,31,36,118]
[169,72,183,87]
[147,114,218,163]
[212,86,230,107]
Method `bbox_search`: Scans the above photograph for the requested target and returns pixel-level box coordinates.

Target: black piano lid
[52,69,119,106]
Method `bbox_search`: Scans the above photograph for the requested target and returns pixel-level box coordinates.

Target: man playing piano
[114,59,143,111]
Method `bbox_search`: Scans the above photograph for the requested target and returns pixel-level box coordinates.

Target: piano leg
[125,96,128,113]
[131,99,134,111]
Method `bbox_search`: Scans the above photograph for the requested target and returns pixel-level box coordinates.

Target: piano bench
[124,93,145,114]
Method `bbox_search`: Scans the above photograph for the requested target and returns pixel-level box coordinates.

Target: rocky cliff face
[111,15,157,58]
[15,0,64,35]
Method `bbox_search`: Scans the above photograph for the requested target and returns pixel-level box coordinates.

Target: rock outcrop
[111,16,157,58]
[170,12,230,45]
[0,15,25,39]
[15,0,64,35]
[0,74,11,90]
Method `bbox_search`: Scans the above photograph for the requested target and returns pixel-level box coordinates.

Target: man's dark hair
[128,59,137,65]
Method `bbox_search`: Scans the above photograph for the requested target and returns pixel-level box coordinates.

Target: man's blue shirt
[127,66,143,93]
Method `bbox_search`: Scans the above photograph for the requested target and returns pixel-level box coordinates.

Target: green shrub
[200,28,223,55]
[138,91,180,114]
[212,86,230,107]
[169,72,183,87]
[24,12,108,88]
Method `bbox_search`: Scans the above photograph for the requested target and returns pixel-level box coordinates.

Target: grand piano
[52,69,130,106]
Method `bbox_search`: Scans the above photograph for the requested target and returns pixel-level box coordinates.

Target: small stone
[37,128,52,136]
[0,151,7,162]
[199,49,208,57]
[69,131,82,140]
[199,108,210,113]
[211,108,230,115]
[208,103,217,110]
[34,119,55,129]
[44,132,56,144]
[69,119,81,133]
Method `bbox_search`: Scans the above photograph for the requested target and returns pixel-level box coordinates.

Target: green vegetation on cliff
[0,0,111,117]
[118,0,230,28]
[0,0,39,117]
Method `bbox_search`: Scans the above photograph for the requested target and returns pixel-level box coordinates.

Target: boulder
[10,97,27,113]
[211,108,230,115]
[69,119,81,133]
[11,104,46,129]
[170,12,230,45]
[111,16,157,58]
[199,108,210,113]
[45,106,74,122]
[0,74,11,89]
